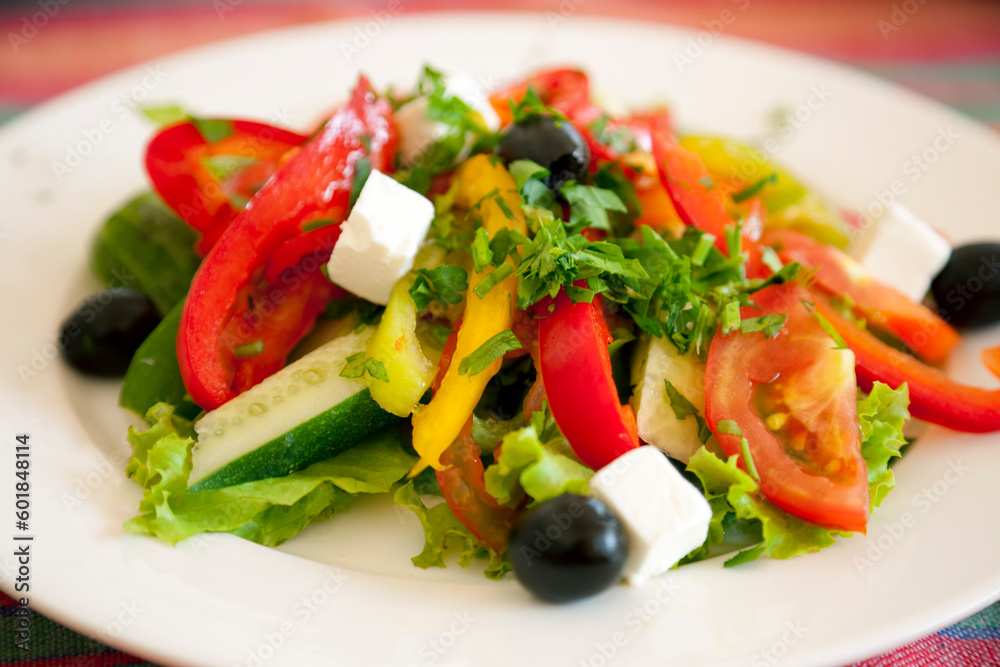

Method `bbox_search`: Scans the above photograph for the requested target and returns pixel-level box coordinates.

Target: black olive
[497,115,590,192]
[59,288,161,377]
[508,494,628,603]
[931,243,1000,330]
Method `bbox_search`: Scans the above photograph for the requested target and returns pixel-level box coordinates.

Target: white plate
[1,12,999,667]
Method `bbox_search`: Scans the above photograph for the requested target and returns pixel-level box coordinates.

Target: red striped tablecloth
[1,1,998,665]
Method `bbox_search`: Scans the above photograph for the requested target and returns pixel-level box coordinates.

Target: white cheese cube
[326,170,434,305]
[394,72,501,166]
[852,203,951,303]
[589,446,712,585]
[631,335,719,464]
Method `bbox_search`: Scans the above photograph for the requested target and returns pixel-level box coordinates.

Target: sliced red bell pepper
[538,291,639,470]
[178,76,397,410]
[262,224,343,285]
[814,298,1000,433]
[768,229,961,363]
[145,119,307,254]
[221,258,343,393]
[649,127,732,251]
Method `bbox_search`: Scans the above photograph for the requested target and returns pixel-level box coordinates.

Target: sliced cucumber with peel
[189,327,398,492]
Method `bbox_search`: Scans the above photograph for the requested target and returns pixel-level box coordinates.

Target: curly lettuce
[483,423,592,506]
[125,403,415,546]
[393,481,509,580]
[683,382,910,566]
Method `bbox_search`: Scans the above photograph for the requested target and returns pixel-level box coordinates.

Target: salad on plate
[58,65,1000,603]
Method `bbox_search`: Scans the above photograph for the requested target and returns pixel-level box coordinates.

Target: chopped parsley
[339,352,389,382]
[731,172,777,204]
[409,265,469,311]
[663,379,712,444]
[233,340,264,358]
[458,330,523,376]
[349,157,372,209]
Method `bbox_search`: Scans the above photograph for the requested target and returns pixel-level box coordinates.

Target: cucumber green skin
[189,389,400,492]
[121,300,202,422]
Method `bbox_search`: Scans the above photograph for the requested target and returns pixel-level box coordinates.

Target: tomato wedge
[178,76,397,410]
[436,418,518,554]
[705,283,869,533]
[146,119,306,254]
[538,291,639,470]
[768,229,960,363]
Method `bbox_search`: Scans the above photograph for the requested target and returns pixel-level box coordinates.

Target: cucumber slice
[189,328,399,491]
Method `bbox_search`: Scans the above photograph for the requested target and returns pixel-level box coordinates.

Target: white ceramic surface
[1,13,998,667]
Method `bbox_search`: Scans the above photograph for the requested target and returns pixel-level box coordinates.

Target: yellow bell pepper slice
[410,155,528,473]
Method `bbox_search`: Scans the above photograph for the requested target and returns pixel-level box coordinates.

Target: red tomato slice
[705,283,869,533]
[435,417,517,555]
[767,229,960,363]
[145,120,307,254]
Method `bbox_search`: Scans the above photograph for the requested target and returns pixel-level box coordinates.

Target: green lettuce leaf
[682,384,911,566]
[125,404,415,546]
[483,424,592,506]
[859,382,910,509]
[685,448,843,566]
[393,481,509,580]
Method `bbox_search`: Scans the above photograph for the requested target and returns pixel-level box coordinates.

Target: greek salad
[59,66,1000,603]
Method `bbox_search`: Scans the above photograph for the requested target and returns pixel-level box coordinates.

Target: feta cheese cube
[589,446,712,585]
[852,203,951,303]
[326,170,434,305]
